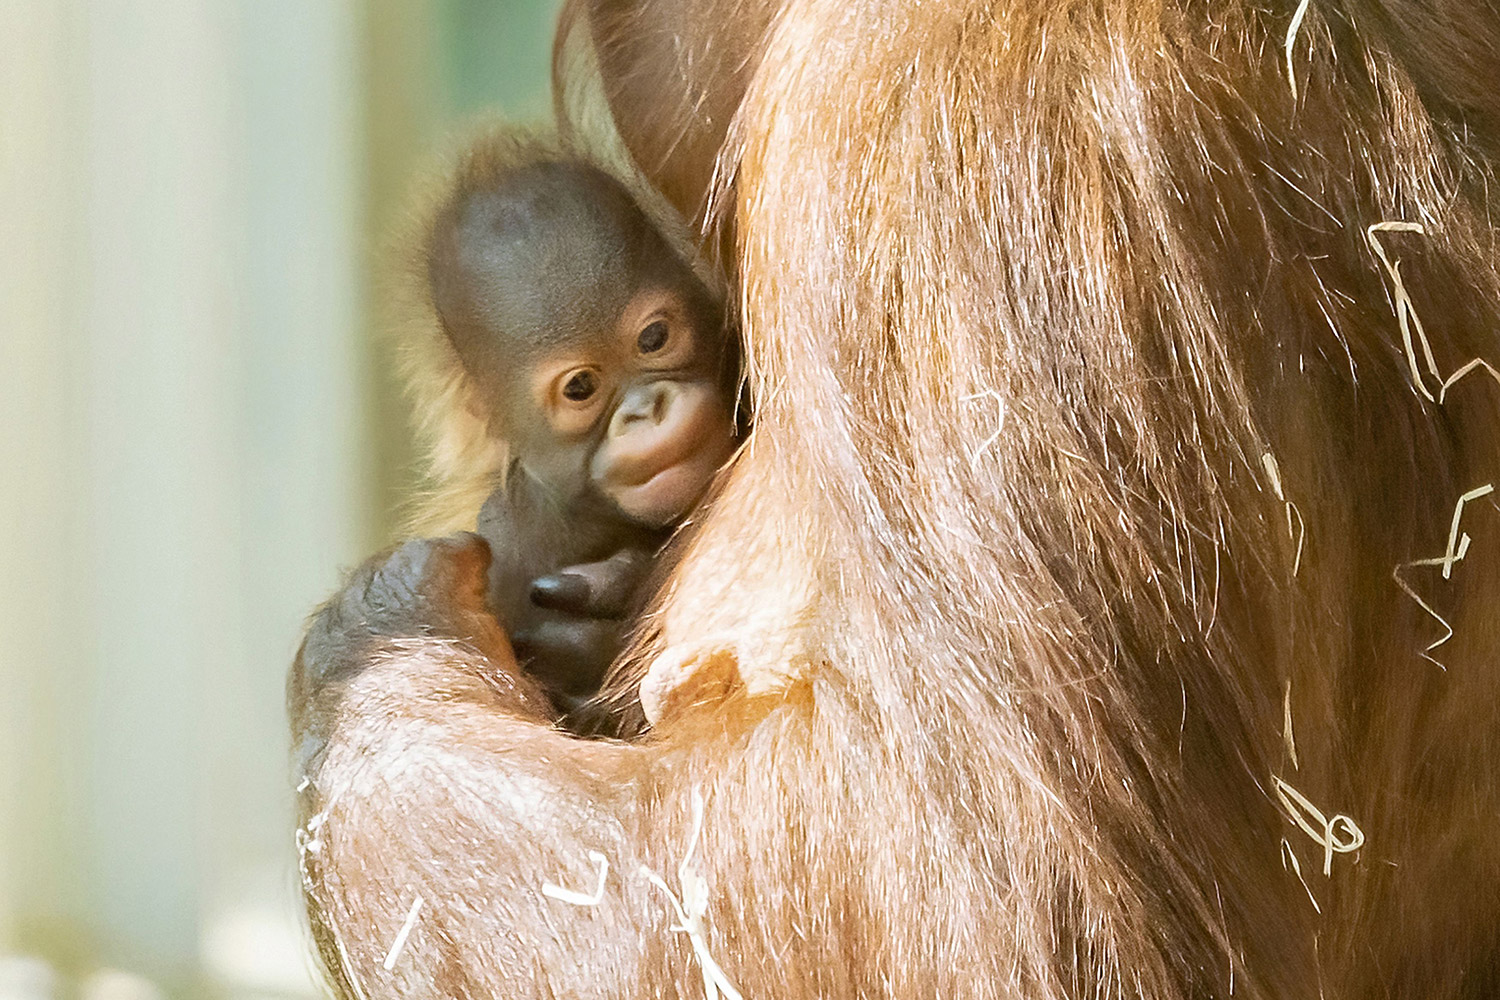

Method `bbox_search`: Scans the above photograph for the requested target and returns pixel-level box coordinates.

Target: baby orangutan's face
[428,159,740,527]
[512,284,738,526]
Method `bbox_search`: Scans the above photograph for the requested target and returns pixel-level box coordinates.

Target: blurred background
[0,1,560,995]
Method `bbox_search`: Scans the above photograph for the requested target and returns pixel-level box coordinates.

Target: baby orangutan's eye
[561,369,598,402]
[637,320,669,354]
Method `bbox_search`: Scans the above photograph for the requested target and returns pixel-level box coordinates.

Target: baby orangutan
[423,138,740,710]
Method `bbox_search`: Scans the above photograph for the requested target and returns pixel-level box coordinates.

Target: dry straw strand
[1285,0,1313,102]
[962,389,1008,469]
[641,790,745,1000]
[1366,221,1439,400]
[382,896,424,972]
[1391,482,1495,667]
[542,850,612,906]
[1438,357,1500,403]
[1280,838,1322,912]
[1282,680,1299,771]
[1392,557,1456,667]
[1439,484,1494,580]
[1262,453,1306,575]
[1272,776,1366,876]
[1287,501,1306,576]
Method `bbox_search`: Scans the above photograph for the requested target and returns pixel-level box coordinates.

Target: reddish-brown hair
[292,1,1500,996]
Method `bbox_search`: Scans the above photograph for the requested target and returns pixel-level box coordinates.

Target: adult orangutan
[290,0,1500,996]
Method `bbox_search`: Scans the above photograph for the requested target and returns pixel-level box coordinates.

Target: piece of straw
[382,896,424,972]
[642,790,745,1000]
[1272,776,1365,876]
[1262,453,1305,575]
[962,389,1008,469]
[543,851,611,907]
[1366,221,1439,400]
[1282,680,1299,771]
[1438,358,1500,404]
[1279,838,1322,912]
[1285,0,1313,102]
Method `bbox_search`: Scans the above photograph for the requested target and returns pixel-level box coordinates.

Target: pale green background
[0,1,560,996]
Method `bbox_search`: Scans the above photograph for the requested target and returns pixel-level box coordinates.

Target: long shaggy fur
[293,0,1500,997]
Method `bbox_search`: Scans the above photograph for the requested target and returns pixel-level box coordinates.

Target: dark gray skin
[477,474,661,700]
[428,156,739,710]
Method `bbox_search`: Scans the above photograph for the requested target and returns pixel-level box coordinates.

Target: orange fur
[293,1,1500,996]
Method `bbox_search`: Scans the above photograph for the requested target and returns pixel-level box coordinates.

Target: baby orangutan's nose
[612,382,673,429]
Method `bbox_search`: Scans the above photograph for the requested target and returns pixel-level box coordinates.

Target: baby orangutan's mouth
[609,446,730,526]
[593,385,738,527]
